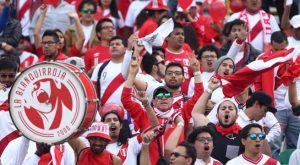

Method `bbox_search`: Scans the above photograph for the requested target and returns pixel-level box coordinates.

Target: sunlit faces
[88,137,110,154]
[200,51,218,72]
[103,113,122,140]
[217,59,234,76]
[244,0,262,14]
[152,91,173,112]
[216,101,237,127]
[242,127,265,155]
[0,69,16,88]
[41,36,59,58]
[98,21,115,41]
[80,3,96,23]
[194,132,214,158]
[109,39,125,57]
[271,40,288,52]
[164,66,184,90]
[167,28,185,49]
[170,146,191,165]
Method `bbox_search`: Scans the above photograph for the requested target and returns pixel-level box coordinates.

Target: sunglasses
[170,152,189,158]
[0,74,16,78]
[196,137,213,143]
[156,92,171,99]
[81,8,96,14]
[247,133,265,140]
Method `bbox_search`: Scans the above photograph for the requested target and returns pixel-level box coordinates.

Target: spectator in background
[84,18,115,73]
[65,0,98,56]
[98,0,124,31]
[226,123,280,165]
[29,0,76,43]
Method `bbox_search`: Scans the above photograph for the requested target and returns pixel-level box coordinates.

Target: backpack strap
[96,60,110,100]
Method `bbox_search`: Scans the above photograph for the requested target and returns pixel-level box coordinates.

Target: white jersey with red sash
[195,157,222,165]
[226,153,280,165]
[0,87,19,157]
[19,51,38,70]
[227,9,280,52]
[165,48,193,95]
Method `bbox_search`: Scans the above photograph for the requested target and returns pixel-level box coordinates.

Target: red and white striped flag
[216,47,300,98]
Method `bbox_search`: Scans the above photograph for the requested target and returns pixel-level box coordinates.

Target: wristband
[177,122,184,127]
[193,71,201,77]
[142,141,150,145]
[205,88,213,94]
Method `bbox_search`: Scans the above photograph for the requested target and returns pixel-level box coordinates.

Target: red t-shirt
[36,47,68,62]
[84,45,110,72]
[77,149,114,165]
[137,18,158,38]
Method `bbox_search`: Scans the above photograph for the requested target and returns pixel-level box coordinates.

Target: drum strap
[97,60,111,100]
[100,73,125,106]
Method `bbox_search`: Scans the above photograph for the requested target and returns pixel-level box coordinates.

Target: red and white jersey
[84,45,110,72]
[165,48,193,95]
[188,72,214,97]
[0,88,19,157]
[19,51,38,70]
[102,9,125,29]
[195,157,222,165]
[18,0,31,36]
[91,61,124,106]
[106,135,142,165]
[227,10,279,52]
[226,153,280,165]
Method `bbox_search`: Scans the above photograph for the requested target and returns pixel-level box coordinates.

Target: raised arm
[68,12,85,54]
[68,138,87,157]
[281,2,292,30]
[226,23,247,59]
[139,130,156,165]
[192,78,219,127]
[34,4,47,49]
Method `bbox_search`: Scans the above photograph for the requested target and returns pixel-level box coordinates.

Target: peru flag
[217,47,300,98]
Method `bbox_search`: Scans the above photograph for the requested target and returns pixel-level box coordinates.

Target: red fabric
[18,0,30,20]
[78,149,114,165]
[100,74,125,106]
[0,100,9,111]
[164,48,193,95]
[69,45,82,57]
[84,45,110,72]
[281,58,300,86]
[121,82,203,165]
[264,157,279,165]
[0,130,20,156]
[219,48,294,98]
[137,18,158,38]
[38,153,52,165]
[215,123,242,136]
[118,0,132,20]
[249,19,263,42]
[38,51,68,62]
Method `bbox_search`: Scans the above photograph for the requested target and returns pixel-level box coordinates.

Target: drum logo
[10,65,84,143]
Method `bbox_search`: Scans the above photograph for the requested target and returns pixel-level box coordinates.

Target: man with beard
[68,122,122,165]
[227,123,279,164]
[192,78,243,164]
[187,126,222,165]
[121,55,204,164]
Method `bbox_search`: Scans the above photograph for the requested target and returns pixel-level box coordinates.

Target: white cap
[290,15,300,29]
[64,57,85,71]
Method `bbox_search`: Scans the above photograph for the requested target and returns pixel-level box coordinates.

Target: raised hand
[0,83,6,91]
[237,23,248,41]
[39,4,48,16]
[187,51,200,72]
[68,12,79,20]
[207,77,220,91]
[133,90,148,105]
[127,34,139,51]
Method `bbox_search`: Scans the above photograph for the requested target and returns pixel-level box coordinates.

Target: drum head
[9,62,93,144]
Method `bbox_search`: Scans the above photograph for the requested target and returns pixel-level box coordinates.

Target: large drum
[9,62,98,144]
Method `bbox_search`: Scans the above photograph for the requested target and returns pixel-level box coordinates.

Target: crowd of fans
[1,0,300,164]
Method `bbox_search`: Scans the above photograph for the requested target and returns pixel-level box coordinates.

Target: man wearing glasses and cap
[227,123,280,164]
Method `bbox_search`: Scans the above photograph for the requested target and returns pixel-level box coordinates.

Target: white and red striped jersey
[19,51,38,70]
[195,157,222,165]
[226,153,280,165]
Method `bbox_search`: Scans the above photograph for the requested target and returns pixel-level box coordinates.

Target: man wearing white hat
[69,122,122,165]
[288,15,300,47]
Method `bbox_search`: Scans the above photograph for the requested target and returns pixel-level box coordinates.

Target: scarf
[38,145,64,165]
[239,9,272,51]
[215,123,242,136]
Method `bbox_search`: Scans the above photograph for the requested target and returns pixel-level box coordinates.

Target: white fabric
[19,51,38,68]
[195,157,222,165]
[106,142,122,155]
[82,24,94,46]
[274,83,289,111]
[289,149,300,165]
[18,0,30,36]
[1,136,75,165]
[187,72,214,97]
[227,11,280,52]
[136,73,164,101]
[226,154,280,165]
[103,9,125,29]
[123,136,143,165]
[124,1,150,28]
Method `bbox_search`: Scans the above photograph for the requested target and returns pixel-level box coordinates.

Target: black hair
[187,126,215,145]
[271,31,288,43]
[217,100,238,114]
[158,14,171,26]
[178,141,197,165]
[152,46,165,59]
[109,36,127,47]
[173,20,184,30]
[197,44,221,59]
[245,91,272,108]
[99,0,119,19]
[101,112,131,146]
[95,18,114,33]
[141,53,158,74]
[0,57,18,72]
[42,30,60,43]
[78,0,97,12]
[240,123,263,139]
[165,62,184,75]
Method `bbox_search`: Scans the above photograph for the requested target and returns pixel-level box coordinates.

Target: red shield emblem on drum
[9,62,97,144]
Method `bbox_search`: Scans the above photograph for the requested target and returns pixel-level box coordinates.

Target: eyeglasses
[196,137,213,143]
[156,61,165,65]
[170,152,189,158]
[0,74,16,78]
[247,133,265,140]
[155,92,172,99]
[41,41,57,46]
[81,8,96,14]
[101,26,115,30]
[166,71,182,76]
[202,55,217,59]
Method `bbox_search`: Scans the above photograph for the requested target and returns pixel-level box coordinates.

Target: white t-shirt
[226,153,280,165]
[188,72,214,97]
[82,24,94,46]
